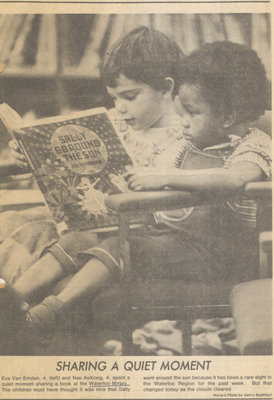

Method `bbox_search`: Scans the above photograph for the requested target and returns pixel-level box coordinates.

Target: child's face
[107,74,166,131]
[178,84,227,149]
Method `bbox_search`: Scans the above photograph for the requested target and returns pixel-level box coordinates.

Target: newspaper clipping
[0,0,272,399]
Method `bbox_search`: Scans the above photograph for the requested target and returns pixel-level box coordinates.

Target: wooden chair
[105,181,272,355]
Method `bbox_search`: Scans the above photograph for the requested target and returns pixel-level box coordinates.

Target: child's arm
[126,162,264,195]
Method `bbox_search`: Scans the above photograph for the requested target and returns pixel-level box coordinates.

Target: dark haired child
[2,26,187,346]
[127,41,271,275]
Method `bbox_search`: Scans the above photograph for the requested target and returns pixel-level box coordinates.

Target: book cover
[14,107,134,232]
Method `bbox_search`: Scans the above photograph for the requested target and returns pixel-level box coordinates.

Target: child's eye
[122,90,140,101]
[123,94,137,101]
[184,107,196,117]
[181,104,197,117]
[184,110,192,116]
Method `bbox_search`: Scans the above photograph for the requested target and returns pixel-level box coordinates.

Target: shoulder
[233,128,271,156]
[244,127,271,144]
[230,128,272,178]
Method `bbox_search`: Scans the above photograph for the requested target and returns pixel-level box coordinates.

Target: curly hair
[178,41,269,123]
[101,26,184,97]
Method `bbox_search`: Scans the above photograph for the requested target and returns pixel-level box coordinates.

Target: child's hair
[178,41,269,123]
[101,26,184,97]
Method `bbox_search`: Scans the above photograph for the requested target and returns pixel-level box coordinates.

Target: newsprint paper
[0,1,272,399]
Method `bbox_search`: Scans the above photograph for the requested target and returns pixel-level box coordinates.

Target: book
[0,103,22,153]
[0,104,34,186]
[13,107,134,233]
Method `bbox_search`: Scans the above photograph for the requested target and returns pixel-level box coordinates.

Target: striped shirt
[201,128,271,231]
[154,128,271,233]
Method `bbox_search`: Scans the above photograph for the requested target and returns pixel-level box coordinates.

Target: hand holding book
[13,107,134,232]
[9,139,30,170]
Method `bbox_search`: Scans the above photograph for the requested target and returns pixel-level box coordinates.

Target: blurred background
[0,13,271,120]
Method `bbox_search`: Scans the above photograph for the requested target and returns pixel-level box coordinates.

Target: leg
[56,234,121,305]
[57,257,112,305]
[13,253,65,300]
[13,231,100,301]
[24,236,121,348]
[25,257,113,347]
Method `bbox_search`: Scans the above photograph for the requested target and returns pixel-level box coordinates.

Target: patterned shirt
[108,108,187,168]
[153,128,271,232]
[223,128,271,230]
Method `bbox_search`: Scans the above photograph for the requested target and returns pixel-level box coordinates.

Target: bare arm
[126,162,264,197]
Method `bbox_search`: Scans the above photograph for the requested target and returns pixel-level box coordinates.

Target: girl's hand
[124,167,169,191]
[8,140,29,168]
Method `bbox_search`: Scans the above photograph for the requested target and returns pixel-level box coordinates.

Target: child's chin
[130,121,153,132]
[130,124,143,131]
[126,120,139,129]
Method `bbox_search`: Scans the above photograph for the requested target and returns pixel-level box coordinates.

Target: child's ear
[223,110,236,128]
[162,77,174,97]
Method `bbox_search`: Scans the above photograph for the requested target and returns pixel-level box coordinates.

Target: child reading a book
[2,26,188,346]
[3,38,272,350]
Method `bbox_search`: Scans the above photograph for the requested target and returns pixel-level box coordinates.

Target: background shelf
[0,13,271,120]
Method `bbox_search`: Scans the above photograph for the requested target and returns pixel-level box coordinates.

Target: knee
[57,232,99,256]
[0,211,27,239]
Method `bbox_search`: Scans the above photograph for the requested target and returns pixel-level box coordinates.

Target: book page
[0,2,272,400]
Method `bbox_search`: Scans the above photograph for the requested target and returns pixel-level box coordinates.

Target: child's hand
[9,140,29,169]
[124,167,168,191]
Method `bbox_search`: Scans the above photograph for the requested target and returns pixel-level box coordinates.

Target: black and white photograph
[0,12,271,366]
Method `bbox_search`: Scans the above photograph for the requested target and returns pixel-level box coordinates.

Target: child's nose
[116,98,127,114]
[182,115,191,128]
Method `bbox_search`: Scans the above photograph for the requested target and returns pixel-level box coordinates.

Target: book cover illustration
[15,108,134,232]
